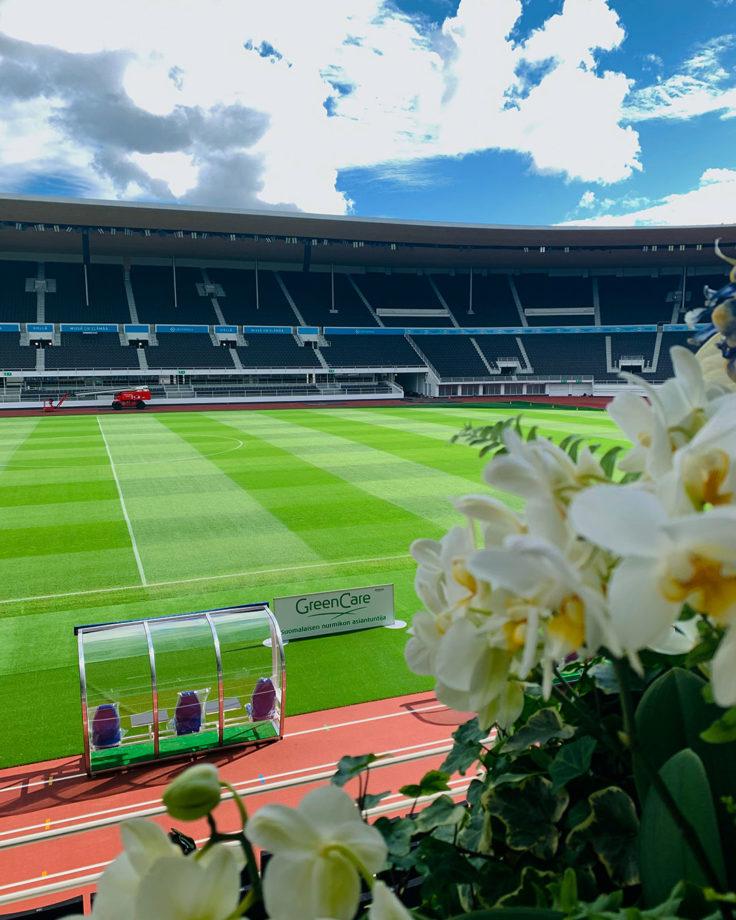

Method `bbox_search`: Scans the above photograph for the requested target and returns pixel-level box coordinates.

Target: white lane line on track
[0,730,451,838]
[97,418,147,587]
[0,780,472,898]
[0,702,446,795]
[0,552,412,606]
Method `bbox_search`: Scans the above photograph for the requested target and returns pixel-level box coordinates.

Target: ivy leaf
[497,865,557,908]
[399,769,451,798]
[415,794,466,832]
[503,708,574,753]
[330,753,377,787]
[441,717,486,775]
[549,736,597,790]
[486,775,569,860]
[373,815,414,858]
[567,786,640,887]
[361,791,390,811]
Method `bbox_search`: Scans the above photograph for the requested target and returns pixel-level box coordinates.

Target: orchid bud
[163,764,222,821]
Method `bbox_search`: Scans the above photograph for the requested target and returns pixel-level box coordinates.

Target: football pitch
[0,404,627,768]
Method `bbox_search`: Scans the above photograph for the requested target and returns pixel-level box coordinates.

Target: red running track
[0,692,474,915]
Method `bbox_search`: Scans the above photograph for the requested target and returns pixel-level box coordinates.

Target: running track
[0,692,476,915]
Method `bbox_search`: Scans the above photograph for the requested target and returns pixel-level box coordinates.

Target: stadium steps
[124,268,139,324]
[275,272,306,325]
[347,274,383,326]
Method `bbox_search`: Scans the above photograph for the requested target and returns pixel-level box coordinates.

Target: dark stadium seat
[521,334,610,379]
[515,273,594,311]
[206,268,297,326]
[322,335,422,367]
[280,271,377,325]
[0,260,39,322]
[433,273,520,326]
[236,334,321,368]
[44,262,128,323]
[409,335,490,377]
[354,272,439,311]
[131,265,217,325]
[598,274,679,324]
[474,334,528,370]
[610,333,657,371]
[656,332,695,379]
[45,333,140,370]
[146,334,235,369]
[0,335,37,370]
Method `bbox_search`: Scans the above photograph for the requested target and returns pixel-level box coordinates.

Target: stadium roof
[0,193,733,270]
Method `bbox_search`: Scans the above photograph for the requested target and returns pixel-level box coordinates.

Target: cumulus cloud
[0,0,641,213]
[578,190,597,208]
[626,35,736,121]
[560,167,736,226]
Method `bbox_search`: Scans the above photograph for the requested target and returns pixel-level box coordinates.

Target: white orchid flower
[133,847,241,920]
[64,820,241,920]
[607,390,670,475]
[570,486,736,704]
[411,526,491,619]
[453,493,525,546]
[469,536,618,696]
[245,785,387,920]
[367,880,414,919]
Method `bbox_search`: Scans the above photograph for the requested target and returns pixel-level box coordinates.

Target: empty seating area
[410,335,489,378]
[522,335,609,379]
[281,271,375,326]
[475,335,526,370]
[515,273,593,310]
[0,261,38,322]
[656,332,694,379]
[354,272,439,311]
[610,333,656,370]
[435,273,520,326]
[132,265,215,325]
[207,268,296,326]
[598,274,679,324]
[237,334,321,368]
[45,333,141,370]
[322,335,421,367]
[0,336,36,370]
[86,264,130,323]
[146,335,236,369]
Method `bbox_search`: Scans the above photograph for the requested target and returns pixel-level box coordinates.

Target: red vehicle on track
[43,387,152,412]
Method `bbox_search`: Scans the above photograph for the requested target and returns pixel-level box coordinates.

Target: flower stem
[221,781,249,829]
[322,843,376,891]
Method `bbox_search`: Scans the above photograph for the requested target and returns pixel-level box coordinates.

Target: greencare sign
[273,584,394,640]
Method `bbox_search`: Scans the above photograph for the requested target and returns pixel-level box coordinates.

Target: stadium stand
[0,260,39,322]
[281,271,376,326]
[0,335,36,370]
[433,273,520,326]
[45,333,140,370]
[44,262,129,323]
[474,335,528,372]
[352,271,451,325]
[656,331,694,379]
[237,334,321,368]
[515,273,594,311]
[321,335,421,368]
[207,267,297,326]
[609,333,657,372]
[598,274,680,324]
[146,334,236,369]
[132,265,216,325]
[410,335,490,378]
[521,334,610,379]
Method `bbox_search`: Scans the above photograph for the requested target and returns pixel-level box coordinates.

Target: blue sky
[0,0,734,226]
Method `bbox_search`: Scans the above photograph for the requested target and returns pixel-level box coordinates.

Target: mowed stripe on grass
[0,404,613,768]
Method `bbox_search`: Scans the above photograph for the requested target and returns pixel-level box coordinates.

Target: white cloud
[578,190,596,208]
[0,0,641,213]
[559,167,736,226]
[626,35,736,121]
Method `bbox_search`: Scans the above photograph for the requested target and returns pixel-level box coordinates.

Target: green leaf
[549,868,578,914]
[503,708,574,753]
[549,736,597,790]
[361,791,390,810]
[330,753,377,787]
[373,815,414,858]
[399,769,451,798]
[497,866,557,908]
[526,425,538,442]
[639,749,727,906]
[486,775,569,860]
[701,706,736,744]
[415,794,466,832]
[599,445,623,478]
[448,910,564,919]
[441,717,486,775]
[567,786,640,887]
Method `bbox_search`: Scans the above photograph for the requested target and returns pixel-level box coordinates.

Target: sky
[0,0,735,227]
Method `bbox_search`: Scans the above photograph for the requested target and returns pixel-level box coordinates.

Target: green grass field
[0,404,627,768]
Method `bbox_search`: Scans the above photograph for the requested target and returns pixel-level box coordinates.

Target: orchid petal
[608,556,678,650]
[712,626,736,707]
[569,485,665,557]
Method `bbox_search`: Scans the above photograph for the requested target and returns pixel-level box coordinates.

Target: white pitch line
[0,552,412,607]
[96,418,147,587]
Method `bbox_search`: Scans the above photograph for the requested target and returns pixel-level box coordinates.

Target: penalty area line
[97,418,147,587]
[0,552,413,607]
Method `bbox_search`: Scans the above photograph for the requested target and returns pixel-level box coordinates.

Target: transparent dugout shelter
[76,604,285,774]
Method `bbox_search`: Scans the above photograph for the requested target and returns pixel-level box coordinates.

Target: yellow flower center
[660,553,736,624]
[682,448,733,509]
[502,620,527,652]
[451,559,477,594]
[548,594,586,649]
[637,432,652,448]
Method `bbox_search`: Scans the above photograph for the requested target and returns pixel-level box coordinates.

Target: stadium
[1,192,736,918]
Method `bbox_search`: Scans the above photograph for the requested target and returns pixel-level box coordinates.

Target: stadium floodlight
[390,243,397,250]
[679,244,686,251]
[668,245,674,252]
[642,245,649,251]
[523,247,529,253]
[651,245,658,252]
[564,246,570,253]
[539,246,546,253]
[697,244,703,250]
[76,603,285,775]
